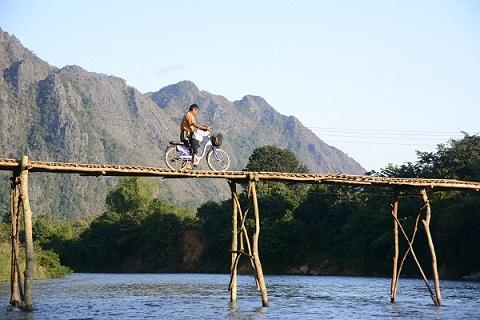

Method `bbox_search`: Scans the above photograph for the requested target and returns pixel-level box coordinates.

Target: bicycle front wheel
[207,149,230,171]
[165,146,188,170]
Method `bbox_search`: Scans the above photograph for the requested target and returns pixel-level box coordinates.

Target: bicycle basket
[211,133,223,147]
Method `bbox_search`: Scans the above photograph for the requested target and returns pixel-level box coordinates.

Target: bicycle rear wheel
[207,149,230,171]
[165,146,188,170]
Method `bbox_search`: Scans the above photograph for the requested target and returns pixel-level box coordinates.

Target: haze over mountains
[0,27,364,218]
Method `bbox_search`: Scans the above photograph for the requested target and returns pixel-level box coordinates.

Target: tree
[244,145,308,173]
[370,162,424,178]
[196,200,232,271]
[417,133,480,180]
[256,182,301,221]
[105,177,156,215]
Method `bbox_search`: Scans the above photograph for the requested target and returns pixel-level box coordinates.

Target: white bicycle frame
[176,135,217,163]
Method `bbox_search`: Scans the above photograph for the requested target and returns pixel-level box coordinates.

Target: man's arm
[193,123,212,131]
[187,113,211,131]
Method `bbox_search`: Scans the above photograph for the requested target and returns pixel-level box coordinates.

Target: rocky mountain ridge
[0,27,364,219]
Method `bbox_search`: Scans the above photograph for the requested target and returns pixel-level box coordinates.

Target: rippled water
[0,273,479,319]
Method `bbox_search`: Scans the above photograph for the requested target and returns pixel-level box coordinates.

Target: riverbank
[0,224,71,282]
[0,244,71,282]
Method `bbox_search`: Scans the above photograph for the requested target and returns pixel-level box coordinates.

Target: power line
[310,133,459,141]
[324,140,438,146]
[306,127,476,135]
[305,127,478,147]
[34,108,477,146]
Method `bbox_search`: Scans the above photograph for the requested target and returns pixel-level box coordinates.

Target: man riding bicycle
[180,104,212,169]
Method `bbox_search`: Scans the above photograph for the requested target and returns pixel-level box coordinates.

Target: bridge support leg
[249,181,268,307]
[229,181,238,303]
[420,189,442,306]
[20,156,35,311]
[227,179,268,307]
[9,174,22,307]
[390,192,399,302]
[390,189,442,306]
[9,156,34,311]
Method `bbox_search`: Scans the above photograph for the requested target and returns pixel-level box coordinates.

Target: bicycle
[165,130,230,171]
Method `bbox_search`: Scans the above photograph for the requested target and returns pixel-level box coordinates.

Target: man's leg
[180,131,193,170]
[191,139,200,166]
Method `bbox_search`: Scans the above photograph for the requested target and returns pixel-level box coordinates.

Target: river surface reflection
[1,273,479,319]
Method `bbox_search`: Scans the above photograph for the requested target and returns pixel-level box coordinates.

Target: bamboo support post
[390,192,399,302]
[390,196,423,302]
[233,192,257,280]
[20,156,34,311]
[229,181,238,302]
[389,191,442,305]
[228,185,259,292]
[393,211,421,300]
[393,211,438,305]
[10,175,21,307]
[420,189,442,306]
[235,189,260,284]
[239,184,253,256]
[15,176,25,303]
[249,181,269,307]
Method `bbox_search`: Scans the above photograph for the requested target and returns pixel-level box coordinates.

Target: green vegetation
[45,177,196,272]
[0,221,71,281]
[0,224,11,279]
[1,136,479,280]
[193,138,480,278]
[245,145,308,173]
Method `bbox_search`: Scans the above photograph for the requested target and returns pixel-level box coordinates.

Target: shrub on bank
[0,222,71,281]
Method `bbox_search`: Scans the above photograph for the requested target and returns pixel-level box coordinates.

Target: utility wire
[310,134,459,141]
[324,141,440,146]
[307,127,476,135]
[305,127,478,147]
[41,109,478,147]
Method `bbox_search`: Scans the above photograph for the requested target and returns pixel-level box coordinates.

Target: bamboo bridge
[2,156,480,311]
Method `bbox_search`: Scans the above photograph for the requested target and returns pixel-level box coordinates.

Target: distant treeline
[3,135,480,280]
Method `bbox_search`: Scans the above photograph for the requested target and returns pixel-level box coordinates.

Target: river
[1,273,479,319]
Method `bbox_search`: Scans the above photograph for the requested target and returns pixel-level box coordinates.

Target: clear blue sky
[1,0,479,171]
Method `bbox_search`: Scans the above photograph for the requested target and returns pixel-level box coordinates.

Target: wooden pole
[233,191,259,288]
[392,213,438,305]
[229,181,238,302]
[15,175,25,303]
[390,192,399,302]
[233,194,254,261]
[9,175,21,307]
[420,189,442,306]
[394,211,421,298]
[249,181,269,307]
[20,156,34,311]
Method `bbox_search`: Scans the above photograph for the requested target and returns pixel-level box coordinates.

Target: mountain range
[0,27,364,219]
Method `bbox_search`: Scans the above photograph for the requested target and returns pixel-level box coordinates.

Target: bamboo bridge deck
[2,156,480,311]
[1,157,480,191]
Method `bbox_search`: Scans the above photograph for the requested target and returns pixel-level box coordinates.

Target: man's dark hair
[189,104,199,111]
